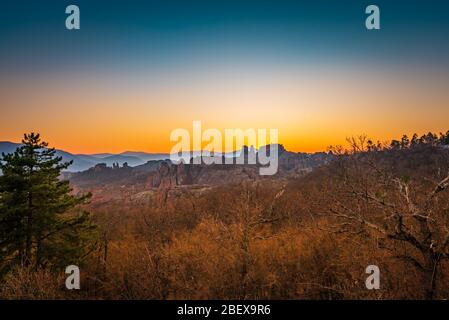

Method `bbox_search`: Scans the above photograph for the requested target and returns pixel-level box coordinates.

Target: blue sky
[1,1,449,153]
[1,0,449,73]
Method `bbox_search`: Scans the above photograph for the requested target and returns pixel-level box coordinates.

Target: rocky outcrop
[147,144,334,189]
[148,161,194,189]
[64,145,334,190]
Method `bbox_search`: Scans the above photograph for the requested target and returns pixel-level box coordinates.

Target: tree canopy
[0,133,96,274]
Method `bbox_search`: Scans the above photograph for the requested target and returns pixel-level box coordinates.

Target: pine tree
[0,133,96,273]
[400,134,410,149]
[410,133,419,146]
[443,130,449,145]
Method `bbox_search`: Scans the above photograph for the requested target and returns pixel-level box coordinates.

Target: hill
[0,142,170,172]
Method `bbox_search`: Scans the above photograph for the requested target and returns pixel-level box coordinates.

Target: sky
[1,0,449,154]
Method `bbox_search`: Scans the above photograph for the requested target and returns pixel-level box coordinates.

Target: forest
[0,131,448,299]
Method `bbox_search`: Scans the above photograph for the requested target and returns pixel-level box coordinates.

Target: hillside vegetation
[1,131,449,299]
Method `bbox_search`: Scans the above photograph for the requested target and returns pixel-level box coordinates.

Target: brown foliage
[2,140,449,300]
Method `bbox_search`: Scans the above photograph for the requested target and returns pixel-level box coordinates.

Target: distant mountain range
[0,141,252,172]
[0,141,329,174]
[0,141,170,172]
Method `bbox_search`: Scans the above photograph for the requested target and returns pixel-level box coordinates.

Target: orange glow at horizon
[1,64,449,154]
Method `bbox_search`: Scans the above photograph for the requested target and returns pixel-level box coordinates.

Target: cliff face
[148,161,192,188]
[148,145,334,189]
[63,145,334,191]
[149,162,259,189]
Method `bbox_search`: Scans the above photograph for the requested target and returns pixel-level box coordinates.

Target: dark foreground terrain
[1,132,449,299]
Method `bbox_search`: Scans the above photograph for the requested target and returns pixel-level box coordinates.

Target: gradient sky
[1,0,449,153]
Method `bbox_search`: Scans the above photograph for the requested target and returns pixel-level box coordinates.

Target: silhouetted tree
[440,131,449,145]
[0,133,96,274]
[400,135,410,149]
[411,133,419,147]
[421,132,438,146]
[390,139,401,149]
[329,136,449,299]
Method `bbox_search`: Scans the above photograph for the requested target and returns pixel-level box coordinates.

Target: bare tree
[328,139,449,299]
[229,181,286,298]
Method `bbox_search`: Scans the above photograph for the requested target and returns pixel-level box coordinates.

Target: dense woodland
[0,131,449,299]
